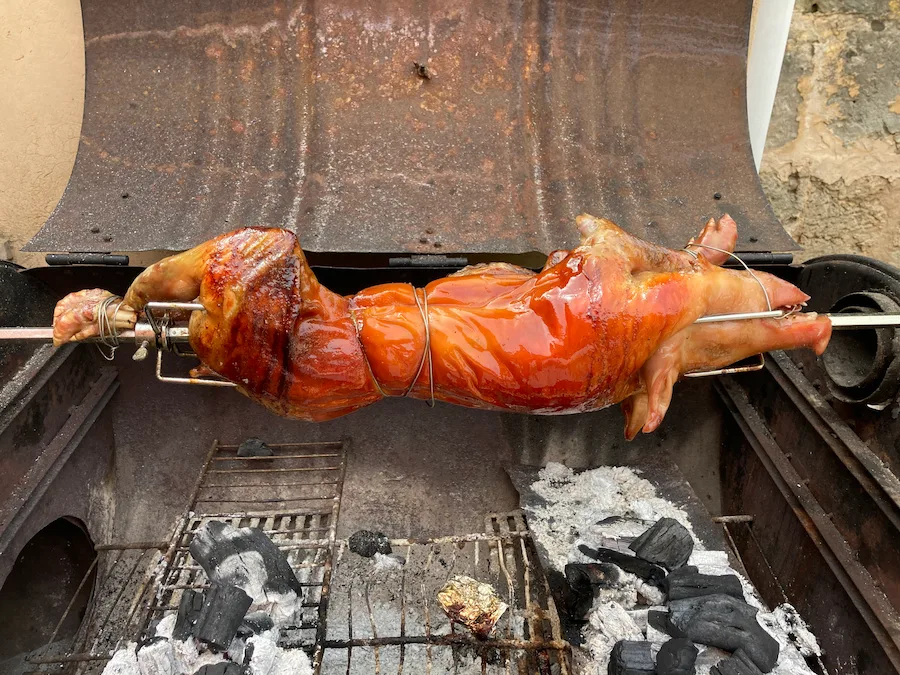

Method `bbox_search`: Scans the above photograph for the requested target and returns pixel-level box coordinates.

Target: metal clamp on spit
[0,301,235,388]
[141,302,237,388]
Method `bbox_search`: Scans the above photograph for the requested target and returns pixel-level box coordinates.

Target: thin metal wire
[352,284,436,407]
[422,289,436,408]
[348,307,390,399]
[96,295,124,360]
[405,286,431,399]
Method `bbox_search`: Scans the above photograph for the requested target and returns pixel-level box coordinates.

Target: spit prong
[694,309,900,330]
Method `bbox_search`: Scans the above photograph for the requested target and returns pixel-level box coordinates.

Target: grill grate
[320,512,571,674]
[24,439,347,674]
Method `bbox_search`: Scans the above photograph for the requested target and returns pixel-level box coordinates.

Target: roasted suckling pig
[52,214,831,438]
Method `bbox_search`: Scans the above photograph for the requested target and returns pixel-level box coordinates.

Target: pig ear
[575,214,623,243]
[542,250,570,271]
[685,215,738,266]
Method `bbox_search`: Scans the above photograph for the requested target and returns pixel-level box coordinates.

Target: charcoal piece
[193,663,242,675]
[348,530,392,558]
[566,563,622,594]
[608,640,656,675]
[565,563,622,618]
[578,545,666,587]
[647,609,674,636]
[665,566,745,602]
[667,594,779,673]
[656,638,698,675]
[733,649,763,673]
[237,437,274,457]
[237,611,274,637]
[137,635,167,649]
[173,588,205,640]
[189,521,305,598]
[596,516,626,527]
[629,518,693,570]
[710,648,764,675]
[194,582,253,650]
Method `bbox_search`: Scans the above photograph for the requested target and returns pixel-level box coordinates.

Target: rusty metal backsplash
[26,0,795,255]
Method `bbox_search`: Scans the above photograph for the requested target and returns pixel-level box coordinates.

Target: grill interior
[20,440,570,674]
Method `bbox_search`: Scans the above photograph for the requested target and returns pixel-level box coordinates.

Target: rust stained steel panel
[26,0,796,255]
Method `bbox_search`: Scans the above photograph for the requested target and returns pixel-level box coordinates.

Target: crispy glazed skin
[57,214,831,437]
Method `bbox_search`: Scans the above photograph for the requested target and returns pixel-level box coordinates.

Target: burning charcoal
[193,663,242,675]
[656,637,698,675]
[665,566,745,602]
[194,582,253,650]
[173,588,205,640]
[667,595,779,673]
[348,530,392,558]
[629,518,693,570]
[710,648,765,675]
[237,437,274,457]
[578,544,667,587]
[608,640,655,675]
[237,611,274,637]
[189,521,305,601]
[437,575,508,639]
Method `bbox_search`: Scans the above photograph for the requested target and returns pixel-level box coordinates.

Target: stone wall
[761,0,900,267]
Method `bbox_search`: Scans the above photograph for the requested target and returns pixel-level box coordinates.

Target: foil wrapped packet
[437,575,508,639]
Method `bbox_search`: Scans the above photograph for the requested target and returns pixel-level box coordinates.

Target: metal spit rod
[0,326,190,342]
[1,309,899,344]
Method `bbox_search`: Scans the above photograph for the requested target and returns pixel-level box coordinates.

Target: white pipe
[747,0,796,171]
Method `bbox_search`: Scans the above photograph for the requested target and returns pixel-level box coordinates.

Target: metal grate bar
[212,453,342,461]
[207,466,341,474]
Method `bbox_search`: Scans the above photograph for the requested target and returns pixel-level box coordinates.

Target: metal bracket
[683,353,766,379]
[155,350,236,387]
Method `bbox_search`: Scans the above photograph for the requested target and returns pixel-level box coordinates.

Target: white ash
[102,646,139,675]
[245,628,314,675]
[372,551,405,572]
[101,637,228,675]
[524,463,821,675]
[767,604,821,657]
[628,608,649,633]
[636,581,666,606]
[694,646,732,672]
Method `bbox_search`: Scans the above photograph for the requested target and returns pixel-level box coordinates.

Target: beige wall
[0,1,897,268]
[0,0,83,268]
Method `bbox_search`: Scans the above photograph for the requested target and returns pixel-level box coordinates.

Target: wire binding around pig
[50,214,831,439]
